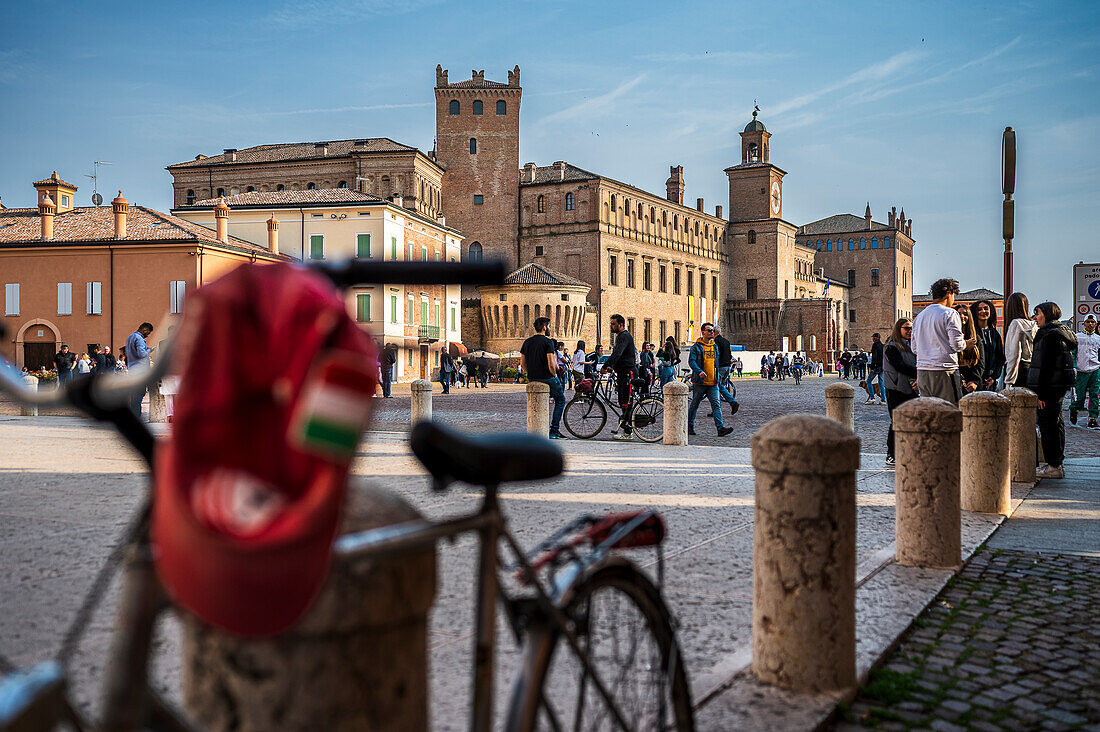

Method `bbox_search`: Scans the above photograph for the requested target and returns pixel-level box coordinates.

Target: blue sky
[2,0,1098,307]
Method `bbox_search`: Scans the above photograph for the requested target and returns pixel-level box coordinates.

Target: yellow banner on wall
[688,296,695,342]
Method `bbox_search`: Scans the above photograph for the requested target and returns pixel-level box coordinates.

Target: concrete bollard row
[960,391,1012,514]
[526,381,550,435]
[410,379,432,427]
[824,381,855,431]
[662,381,689,445]
[1001,387,1038,484]
[892,397,962,568]
[751,414,859,693]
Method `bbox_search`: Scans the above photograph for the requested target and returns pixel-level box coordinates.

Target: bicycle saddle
[410,422,563,489]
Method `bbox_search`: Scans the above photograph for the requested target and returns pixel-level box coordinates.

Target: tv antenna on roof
[85,161,112,206]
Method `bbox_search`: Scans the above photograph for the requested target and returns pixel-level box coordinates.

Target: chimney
[522,162,537,183]
[315,142,328,157]
[391,194,404,208]
[715,204,723,219]
[223,148,237,162]
[267,215,279,253]
[864,202,872,230]
[665,165,684,206]
[39,194,55,240]
[112,191,128,239]
[214,198,229,243]
[696,197,704,212]
[552,161,567,181]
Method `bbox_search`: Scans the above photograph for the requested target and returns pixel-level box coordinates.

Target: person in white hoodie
[1002,292,1038,389]
[1070,314,1100,429]
[910,278,975,404]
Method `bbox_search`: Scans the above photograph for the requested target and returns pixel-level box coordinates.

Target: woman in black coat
[1027,301,1078,479]
[970,299,1005,390]
[954,304,985,395]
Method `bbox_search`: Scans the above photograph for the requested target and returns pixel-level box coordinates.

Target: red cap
[153,262,378,637]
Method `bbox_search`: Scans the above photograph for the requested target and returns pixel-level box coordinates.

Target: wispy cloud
[539,74,647,125]
[768,50,926,117]
[271,0,443,26]
[636,50,794,65]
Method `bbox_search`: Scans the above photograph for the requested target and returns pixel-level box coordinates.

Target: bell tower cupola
[724,105,787,222]
[741,105,771,164]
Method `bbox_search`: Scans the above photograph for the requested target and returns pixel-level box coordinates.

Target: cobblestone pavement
[836,548,1100,731]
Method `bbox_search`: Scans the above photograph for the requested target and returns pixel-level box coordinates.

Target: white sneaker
[864,397,875,404]
[1036,464,1065,480]
[876,398,887,405]
[613,432,633,441]
[885,456,895,466]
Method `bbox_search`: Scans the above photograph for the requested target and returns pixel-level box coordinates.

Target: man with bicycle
[521,316,566,439]
[601,314,637,441]
[688,323,734,437]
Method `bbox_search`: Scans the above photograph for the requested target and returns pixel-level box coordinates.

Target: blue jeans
[440,370,451,393]
[381,368,393,397]
[689,383,724,429]
[865,368,885,401]
[532,377,566,434]
[658,365,676,386]
[717,366,738,408]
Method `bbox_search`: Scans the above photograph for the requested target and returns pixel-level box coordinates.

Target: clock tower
[724,108,787,222]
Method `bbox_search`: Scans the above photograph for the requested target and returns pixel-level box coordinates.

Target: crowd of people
[760,351,824,381]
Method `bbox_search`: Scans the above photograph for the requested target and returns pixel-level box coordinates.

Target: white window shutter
[5,284,19,316]
[58,283,72,315]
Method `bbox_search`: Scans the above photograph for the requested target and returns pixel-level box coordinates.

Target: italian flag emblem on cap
[290,353,375,462]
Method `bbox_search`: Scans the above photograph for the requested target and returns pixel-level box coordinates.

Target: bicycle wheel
[563,396,607,439]
[631,397,664,444]
[507,561,694,731]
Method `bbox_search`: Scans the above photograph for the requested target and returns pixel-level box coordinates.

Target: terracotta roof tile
[913,287,1002,303]
[187,189,386,208]
[797,213,892,236]
[168,138,418,169]
[32,172,78,189]
[521,163,599,185]
[502,262,589,288]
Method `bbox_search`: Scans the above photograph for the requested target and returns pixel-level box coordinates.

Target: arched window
[747,230,757,245]
[816,239,822,250]
[472,100,483,115]
[748,143,759,162]
[871,237,877,249]
[307,182,317,190]
[449,99,459,115]
[338,181,348,189]
[610,194,616,210]
[848,238,855,250]
[884,236,891,249]
[185,189,196,204]
[276,184,285,192]
[216,188,225,197]
[245,186,254,193]
[860,237,866,249]
[694,221,699,235]
[673,214,679,230]
[537,195,545,213]
[469,138,477,154]
[565,192,574,211]
[468,241,482,262]
[826,239,832,251]
[496,100,506,115]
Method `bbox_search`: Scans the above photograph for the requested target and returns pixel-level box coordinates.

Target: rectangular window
[86,281,102,315]
[473,195,484,205]
[784,280,789,299]
[4,283,18,316]
[847,269,856,287]
[674,320,681,343]
[408,242,414,261]
[643,319,652,342]
[659,320,666,342]
[871,268,880,287]
[169,280,185,314]
[309,234,324,260]
[408,348,414,366]
[391,236,398,260]
[699,272,706,298]
[356,293,371,322]
[391,295,398,323]
[659,265,667,293]
[643,262,651,290]
[356,233,371,259]
[61,195,70,207]
[746,278,758,299]
[407,294,414,322]
[627,317,635,333]
[57,282,72,315]
[850,309,856,324]
[627,259,635,288]
[421,245,428,261]
[674,268,681,294]
[712,275,718,299]
[687,272,694,296]
[609,255,618,286]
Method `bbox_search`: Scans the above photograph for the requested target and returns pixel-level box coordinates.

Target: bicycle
[0,259,693,732]
[562,371,665,443]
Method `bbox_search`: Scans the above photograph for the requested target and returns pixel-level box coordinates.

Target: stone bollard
[1002,387,1038,483]
[148,386,169,423]
[959,392,1012,514]
[20,374,38,416]
[751,414,860,692]
[892,398,962,568]
[526,380,550,436]
[662,381,690,445]
[824,381,855,431]
[182,484,437,731]
[410,379,432,426]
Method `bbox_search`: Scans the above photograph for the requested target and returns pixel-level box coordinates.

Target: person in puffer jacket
[1027,301,1078,479]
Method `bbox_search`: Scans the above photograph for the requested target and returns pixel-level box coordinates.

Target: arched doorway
[15,318,61,370]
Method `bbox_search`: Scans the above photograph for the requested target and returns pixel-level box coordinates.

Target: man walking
[1070,314,1100,429]
[865,333,886,404]
[911,278,974,405]
[439,347,454,394]
[711,326,739,416]
[53,343,76,386]
[521,316,566,439]
[602,314,638,440]
[688,323,734,437]
[379,343,397,397]
[125,322,155,417]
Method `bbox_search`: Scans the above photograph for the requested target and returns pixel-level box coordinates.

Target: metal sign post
[1001,128,1015,338]
[1073,262,1100,332]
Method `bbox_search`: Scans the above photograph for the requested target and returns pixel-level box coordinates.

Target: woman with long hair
[1003,292,1037,388]
[970,299,1005,390]
[1028,301,1078,479]
[882,317,919,466]
[658,337,680,386]
[955,304,985,395]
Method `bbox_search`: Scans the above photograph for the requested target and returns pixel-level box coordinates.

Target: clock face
[770,181,781,215]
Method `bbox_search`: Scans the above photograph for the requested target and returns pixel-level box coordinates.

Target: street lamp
[1002,127,1016,338]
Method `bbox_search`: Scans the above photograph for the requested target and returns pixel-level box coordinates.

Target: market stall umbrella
[501,351,522,359]
[467,350,501,360]
[448,342,469,358]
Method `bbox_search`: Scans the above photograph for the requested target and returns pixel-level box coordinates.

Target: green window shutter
[407,296,414,322]
[434,303,440,326]
[408,243,414,261]
[450,307,456,331]
[356,294,371,322]
[391,237,397,260]
[310,234,324,260]
[390,295,398,323]
[421,301,428,324]
[356,233,371,258]
[421,246,428,261]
